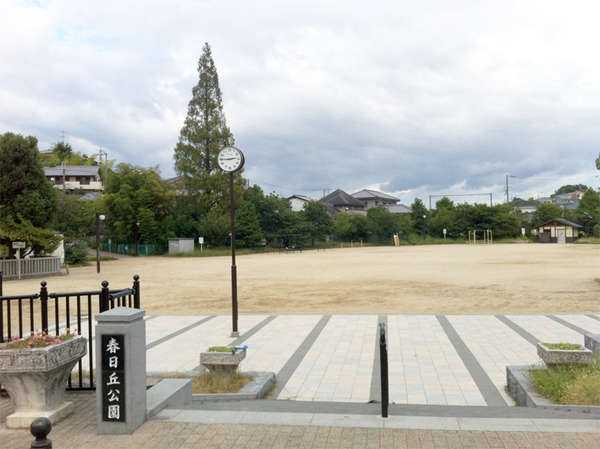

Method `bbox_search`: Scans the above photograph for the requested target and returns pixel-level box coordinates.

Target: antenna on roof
[60,130,65,142]
[322,188,330,198]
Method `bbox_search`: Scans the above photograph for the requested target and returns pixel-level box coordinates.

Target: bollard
[379,322,389,418]
[30,417,52,449]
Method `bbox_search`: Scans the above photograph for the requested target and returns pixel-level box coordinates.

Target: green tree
[173,42,243,219]
[367,207,398,242]
[531,204,566,227]
[552,184,588,197]
[235,201,264,248]
[410,198,428,236]
[102,163,176,245]
[596,152,600,170]
[300,201,333,246]
[0,132,60,256]
[198,209,230,246]
[576,188,600,235]
[243,185,298,243]
[52,142,73,161]
[332,212,369,242]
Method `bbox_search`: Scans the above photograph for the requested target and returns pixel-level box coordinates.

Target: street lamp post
[96,213,105,273]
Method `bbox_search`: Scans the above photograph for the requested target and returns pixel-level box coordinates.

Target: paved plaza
[1,312,599,448]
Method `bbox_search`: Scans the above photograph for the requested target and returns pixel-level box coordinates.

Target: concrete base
[192,372,275,403]
[147,379,192,420]
[7,401,74,429]
[585,334,600,354]
[506,365,600,415]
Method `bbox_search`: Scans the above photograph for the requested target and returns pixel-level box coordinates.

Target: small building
[168,238,195,254]
[537,218,582,244]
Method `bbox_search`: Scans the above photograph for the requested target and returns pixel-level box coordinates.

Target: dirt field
[3,244,599,314]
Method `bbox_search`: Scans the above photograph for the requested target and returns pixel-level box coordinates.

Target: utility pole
[505,174,515,203]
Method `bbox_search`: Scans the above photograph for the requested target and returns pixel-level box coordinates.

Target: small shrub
[593,224,600,238]
[65,239,89,264]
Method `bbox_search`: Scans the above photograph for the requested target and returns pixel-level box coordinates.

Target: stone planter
[537,343,593,366]
[0,335,87,428]
[200,347,246,375]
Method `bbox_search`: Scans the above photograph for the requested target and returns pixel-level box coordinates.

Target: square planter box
[537,343,593,365]
[200,347,246,374]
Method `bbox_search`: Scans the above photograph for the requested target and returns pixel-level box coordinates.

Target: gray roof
[383,204,412,214]
[44,166,101,177]
[351,189,399,202]
[538,218,582,228]
[321,189,365,208]
[288,194,312,201]
[78,192,103,201]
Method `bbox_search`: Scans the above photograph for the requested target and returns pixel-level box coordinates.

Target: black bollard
[30,417,52,449]
[379,322,389,418]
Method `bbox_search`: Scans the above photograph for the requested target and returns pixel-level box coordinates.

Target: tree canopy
[173,42,243,218]
[0,132,60,255]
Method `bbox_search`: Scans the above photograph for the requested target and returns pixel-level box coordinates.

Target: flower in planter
[2,328,78,350]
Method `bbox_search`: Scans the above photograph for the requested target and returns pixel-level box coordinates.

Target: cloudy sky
[2,0,599,206]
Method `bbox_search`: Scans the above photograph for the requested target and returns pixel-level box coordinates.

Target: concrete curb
[147,379,192,419]
[506,365,600,416]
[193,372,275,403]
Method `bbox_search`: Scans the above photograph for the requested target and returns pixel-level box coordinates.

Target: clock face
[218,146,245,172]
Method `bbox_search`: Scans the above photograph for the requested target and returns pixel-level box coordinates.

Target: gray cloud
[1,0,598,205]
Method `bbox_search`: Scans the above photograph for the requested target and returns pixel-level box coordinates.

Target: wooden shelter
[537,218,582,244]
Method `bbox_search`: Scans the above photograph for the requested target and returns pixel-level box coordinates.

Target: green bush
[593,224,600,238]
[64,239,89,265]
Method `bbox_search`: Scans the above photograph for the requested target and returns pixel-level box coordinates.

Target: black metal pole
[96,213,101,273]
[230,171,239,337]
[379,322,389,418]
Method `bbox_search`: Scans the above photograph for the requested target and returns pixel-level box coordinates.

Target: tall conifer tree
[173,43,243,221]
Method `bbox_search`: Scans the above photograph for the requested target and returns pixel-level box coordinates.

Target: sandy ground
[2,244,599,314]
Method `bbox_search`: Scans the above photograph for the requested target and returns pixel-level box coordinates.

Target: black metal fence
[0,274,140,391]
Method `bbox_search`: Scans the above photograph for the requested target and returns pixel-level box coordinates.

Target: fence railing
[0,257,61,279]
[0,275,140,391]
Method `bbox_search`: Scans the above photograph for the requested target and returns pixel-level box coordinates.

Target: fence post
[132,275,140,309]
[100,281,110,312]
[379,322,389,418]
[0,270,3,296]
[40,281,49,335]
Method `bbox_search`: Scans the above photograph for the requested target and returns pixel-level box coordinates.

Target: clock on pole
[218,145,244,337]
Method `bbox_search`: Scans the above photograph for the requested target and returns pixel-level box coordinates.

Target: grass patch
[161,371,254,394]
[528,355,600,406]
[575,237,600,244]
[542,342,583,350]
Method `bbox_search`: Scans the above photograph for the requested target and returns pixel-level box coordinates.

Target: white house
[288,194,312,212]
[44,166,104,194]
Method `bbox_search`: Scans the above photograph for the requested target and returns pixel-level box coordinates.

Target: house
[351,189,411,215]
[537,218,582,244]
[554,194,579,208]
[350,189,399,210]
[539,197,553,204]
[320,189,366,215]
[512,199,538,221]
[44,166,103,194]
[288,194,312,212]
